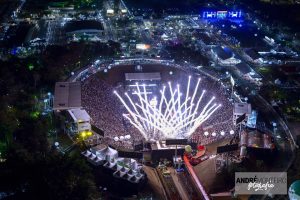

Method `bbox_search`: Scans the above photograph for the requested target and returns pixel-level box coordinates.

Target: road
[168,167,190,200]
[143,166,168,200]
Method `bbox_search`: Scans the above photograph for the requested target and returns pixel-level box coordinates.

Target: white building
[65,20,104,40]
[53,81,81,110]
[233,103,252,125]
[67,108,91,134]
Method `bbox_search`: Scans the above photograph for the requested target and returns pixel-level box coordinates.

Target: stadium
[81,59,235,150]
[57,59,276,198]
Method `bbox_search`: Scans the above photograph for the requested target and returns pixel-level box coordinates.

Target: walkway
[168,167,190,200]
[183,155,210,200]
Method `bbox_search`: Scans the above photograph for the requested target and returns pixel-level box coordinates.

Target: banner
[235,172,287,195]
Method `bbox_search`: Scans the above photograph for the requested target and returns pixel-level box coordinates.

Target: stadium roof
[125,72,161,81]
[236,62,252,75]
[212,46,233,60]
[67,108,90,123]
[53,82,81,110]
[65,20,104,33]
[234,103,252,115]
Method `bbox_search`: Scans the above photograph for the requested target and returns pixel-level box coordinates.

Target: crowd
[82,75,144,150]
[188,76,235,145]
[81,64,235,148]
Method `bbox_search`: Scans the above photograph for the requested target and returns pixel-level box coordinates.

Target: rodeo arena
[52,58,276,200]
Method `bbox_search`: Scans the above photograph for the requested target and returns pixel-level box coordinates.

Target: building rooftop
[125,72,161,81]
[212,46,233,60]
[234,103,252,115]
[245,48,261,60]
[65,20,104,33]
[236,62,252,75]
[53,81,81,110]
[195,32,213,45]
[68,108,90,123]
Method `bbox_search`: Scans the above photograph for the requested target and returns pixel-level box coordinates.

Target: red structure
[183,155,210,200]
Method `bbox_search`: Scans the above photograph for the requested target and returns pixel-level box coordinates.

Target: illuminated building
[202,10,242,20]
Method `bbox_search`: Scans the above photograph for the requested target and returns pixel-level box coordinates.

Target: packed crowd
[188,76,235,145]
[82,64,235,148]
[82,75,144,149]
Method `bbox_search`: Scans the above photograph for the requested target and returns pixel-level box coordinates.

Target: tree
[0,149,99,200]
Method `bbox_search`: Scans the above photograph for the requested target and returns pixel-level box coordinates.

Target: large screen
[202,10,242,19]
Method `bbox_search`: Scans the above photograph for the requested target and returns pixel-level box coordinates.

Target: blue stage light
[202,10,242,20]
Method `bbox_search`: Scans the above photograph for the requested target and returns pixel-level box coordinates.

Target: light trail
[114,77,221,140]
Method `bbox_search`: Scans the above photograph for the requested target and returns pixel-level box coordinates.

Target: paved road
[143,166,168,200]
[168,167,190,200]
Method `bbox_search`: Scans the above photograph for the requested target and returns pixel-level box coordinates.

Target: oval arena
[80,59,235,150]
